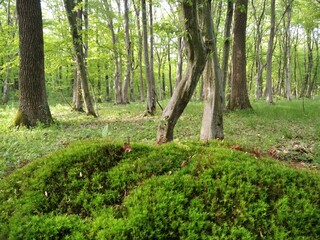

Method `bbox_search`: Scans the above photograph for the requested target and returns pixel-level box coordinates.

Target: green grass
[1,98,320,177]
[0,140,319,239]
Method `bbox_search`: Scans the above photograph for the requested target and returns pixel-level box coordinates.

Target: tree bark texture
[157,0,208,143]
[15,0,53,127]
[133,0,145,102]
[221,0,233,107]
[228,0,252,110]
[265,0,275,104]
[64,0,97,117]
[200,0,224,141]
[123,0,132,104]
[142,0,156,115]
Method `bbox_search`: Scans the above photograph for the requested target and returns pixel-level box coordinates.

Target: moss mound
[0,140,319,239]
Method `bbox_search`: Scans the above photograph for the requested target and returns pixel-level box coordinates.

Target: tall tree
[103,0,124,104]
[14,0,53,127]
[64,0,97,117]
[132,0,145,102]
[123,0,132,104]
[221,0,233,106]
[228,0,252,110]
[265,0,275,104]
[284,1,292,100]
[251,0,267,100]
[200,0,224,141]
[157,0,208,143]
[141,0,156,115]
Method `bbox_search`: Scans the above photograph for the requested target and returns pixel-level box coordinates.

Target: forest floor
[1,98,320,178]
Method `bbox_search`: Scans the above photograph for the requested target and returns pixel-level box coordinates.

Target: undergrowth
[0,140,319,239]
[1,99,319,178]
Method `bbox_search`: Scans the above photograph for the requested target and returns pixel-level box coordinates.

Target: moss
[0,140,319,239]
[14,109,31,128]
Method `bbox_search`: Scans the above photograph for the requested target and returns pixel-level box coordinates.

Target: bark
[104,0,123,104]
[123,0,132,104]
[142,0,156,115]
[175,36,184,92]
[15,0,53,127]
[285,4,292,100]
[200,0,224,141]
[221,0,233,106]
[302,30,314,98]
[307,32,318,97]
[251,0,266,100]
[133,0,145,102]
[265,0,275,104]
[228,0,252,110]
[157,0,208,143]
[72,66,84,111]
[2,0,12,104]
[64,0,97,117]
[167,42,173,97]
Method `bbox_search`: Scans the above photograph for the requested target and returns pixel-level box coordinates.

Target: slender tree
[15,0,53,127]
[157,0,208,143]
[265,0,275,104]
[141,0,156,115]
[221,0,233,106]
[228,0,252,110]
[200,0,224,141]
[64,0,97,117]
[132,0,145,102]
[123,0,132,104]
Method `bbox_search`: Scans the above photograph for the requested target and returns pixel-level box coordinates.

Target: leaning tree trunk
[157,0,208,143]
[64,0,97,117]
[200,0,224,141]
[15,0,53,127]
[228,0,252,110]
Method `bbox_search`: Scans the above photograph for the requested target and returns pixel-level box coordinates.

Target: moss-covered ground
[0,140,319,239]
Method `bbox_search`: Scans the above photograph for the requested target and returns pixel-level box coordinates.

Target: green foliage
[0,141,319,239]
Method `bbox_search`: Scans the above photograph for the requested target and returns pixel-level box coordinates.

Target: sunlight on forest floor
[1,98,320,177]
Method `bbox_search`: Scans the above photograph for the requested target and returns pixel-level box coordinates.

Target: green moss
[0,141,319,239]
[14,109,31,128]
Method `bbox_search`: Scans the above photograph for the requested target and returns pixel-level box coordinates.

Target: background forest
[0,0,319,105]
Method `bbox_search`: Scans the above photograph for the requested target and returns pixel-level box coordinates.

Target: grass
[0,98,320,178]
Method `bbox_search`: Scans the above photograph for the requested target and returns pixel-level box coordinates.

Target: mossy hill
[0,140,319,239]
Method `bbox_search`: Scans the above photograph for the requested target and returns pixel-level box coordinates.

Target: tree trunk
[103,0,123,104]
[157,0,208,143]
[175,36,184,92]
[72,66,84,111]
[228,0,252,110]
[2,0,13,104]
[285,4,292,100]
[265,0,275,104]
[167,42,173,97]
[142,0,156,115]
[251,0,266,100]
[133,0,145,102]
[123,0,132,104]
[221,0,233,107]
[15,0,53,127]
[64,0,97,117]
[200,0,224,141]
